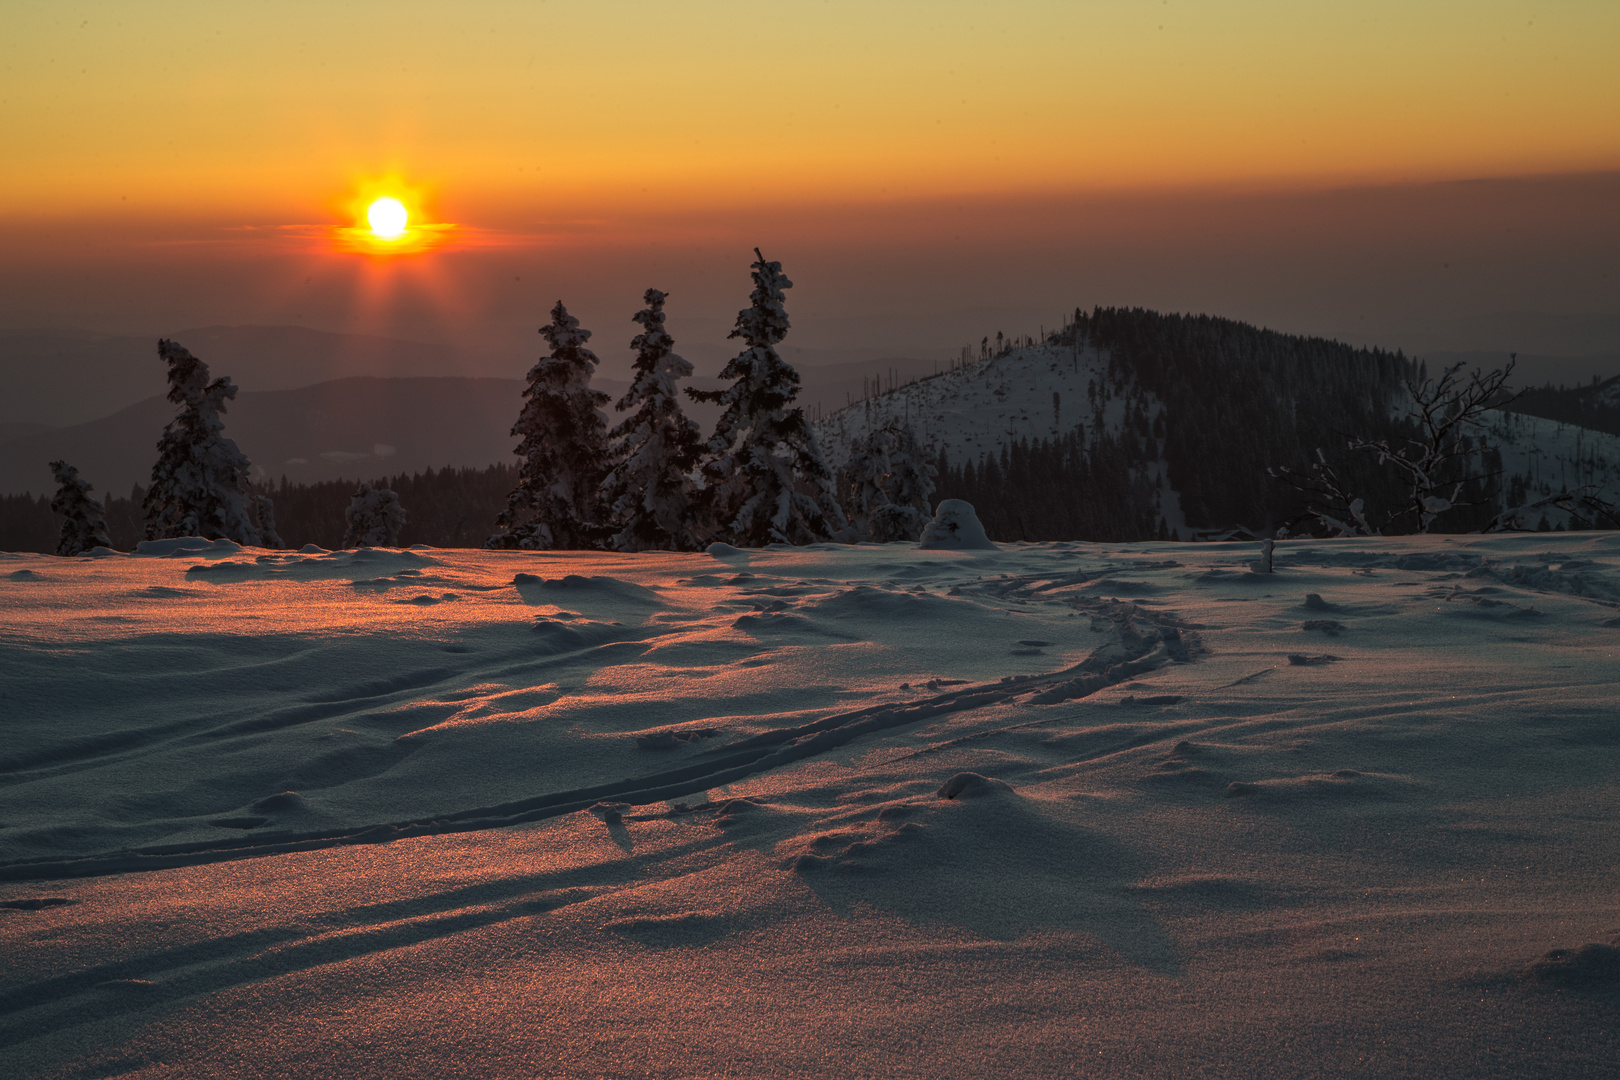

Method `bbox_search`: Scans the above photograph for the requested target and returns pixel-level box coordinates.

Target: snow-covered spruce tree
[142,339,282,546]
[869,423,936,542]
[601,289,708,551]
[686,249,845,546]
[487,302,611,550]
[342,482,406,547]
[840,422,936,542]
[841,427,894,539]
[49,460,112,555]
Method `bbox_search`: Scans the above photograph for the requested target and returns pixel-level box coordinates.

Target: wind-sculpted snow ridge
[0,546,1194,881]
[4,534,1620,1078]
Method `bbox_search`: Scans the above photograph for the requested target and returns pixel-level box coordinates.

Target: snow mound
[132,537,243,558]
[804,584,959,621]
[918,500,996,550]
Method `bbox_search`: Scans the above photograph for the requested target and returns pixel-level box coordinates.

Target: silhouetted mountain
[0,325,507,429]
[1505,374,1620,437]
[0,377,542,496]
[0,355,950,497]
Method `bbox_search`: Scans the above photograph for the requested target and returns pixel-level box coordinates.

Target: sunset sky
[2,0,1617,371]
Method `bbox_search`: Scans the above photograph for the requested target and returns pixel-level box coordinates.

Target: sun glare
[334,180,453,256]
[367,197,409,239]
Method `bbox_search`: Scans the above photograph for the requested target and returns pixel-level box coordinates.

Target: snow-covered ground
[3,533,1619,1078]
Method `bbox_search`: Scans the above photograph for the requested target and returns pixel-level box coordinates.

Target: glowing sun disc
[367,197,408,239]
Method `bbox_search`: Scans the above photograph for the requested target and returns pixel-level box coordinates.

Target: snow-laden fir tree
[342,482,406,547]
[840,422,936,543]
[841,427,893,538]
[601,289,707,551]
[870,424,937,542]
[49,460,112,555]
[686,249,845,546]
[487,302,611,550]
[142,339,282,546]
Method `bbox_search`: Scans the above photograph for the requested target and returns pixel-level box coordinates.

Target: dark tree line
[1067,307,1415,533]
[1504,375,1620,438]
[931,429,1160,543]
[0,464,520,553]
[917,307,1418,542]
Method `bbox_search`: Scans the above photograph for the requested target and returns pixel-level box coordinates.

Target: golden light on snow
[366,197,409,239]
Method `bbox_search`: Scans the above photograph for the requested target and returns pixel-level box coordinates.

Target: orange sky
[2,2,1617,369]
[4,1,1618,225]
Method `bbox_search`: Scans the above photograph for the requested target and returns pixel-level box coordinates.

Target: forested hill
[1075,307,1414,530]
[819,306,1416,539]
[1504,374,1620,438]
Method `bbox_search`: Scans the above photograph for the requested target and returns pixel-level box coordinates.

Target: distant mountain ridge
[0,377,533,497]
[0,322,946,431]
[1505,374,1620,438]
[0,356,947,497]
[0,325,506,429]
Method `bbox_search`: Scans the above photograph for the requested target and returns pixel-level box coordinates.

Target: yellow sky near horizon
[3,0,1618,225]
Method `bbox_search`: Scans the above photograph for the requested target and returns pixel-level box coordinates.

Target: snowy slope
[813,340,1620,537]
[813,341,1189,535]
[1483,408,1620,520]
[2,533,1619,1077]
[814,341,1131,467]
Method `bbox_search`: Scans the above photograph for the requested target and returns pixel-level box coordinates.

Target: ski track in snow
[0,541,1197,879]
[2,533,1620,1078]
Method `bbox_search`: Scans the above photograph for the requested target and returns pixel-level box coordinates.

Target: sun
[367,197,409,239]
[333,179,453,255]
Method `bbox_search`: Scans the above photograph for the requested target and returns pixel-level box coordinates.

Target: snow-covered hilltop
[815,310,1620,540]
[815,339,1134,468]
[814,337,1189,539]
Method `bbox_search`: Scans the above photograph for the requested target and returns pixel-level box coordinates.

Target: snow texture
[47,460,110,556]
[687,250,846,546]
[3,533,1619,1078]
[341,483,406,548]
[917,499,995,549]
[601,289,707,551]
[487,303,611,550]
[141,339,281,547]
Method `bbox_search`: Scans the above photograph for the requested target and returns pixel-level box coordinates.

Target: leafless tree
[1272,356,1521,536]
[1484,485,1620,532]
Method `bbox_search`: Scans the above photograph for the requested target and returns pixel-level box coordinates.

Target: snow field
[2,532,1619,1077]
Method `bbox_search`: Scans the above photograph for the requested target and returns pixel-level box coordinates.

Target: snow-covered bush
[49,460,112,555]
[602,289,708,551]
[142,339,281,547]
[488,302,611,550]
[342,483,406,547]
[687,249,845,546]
